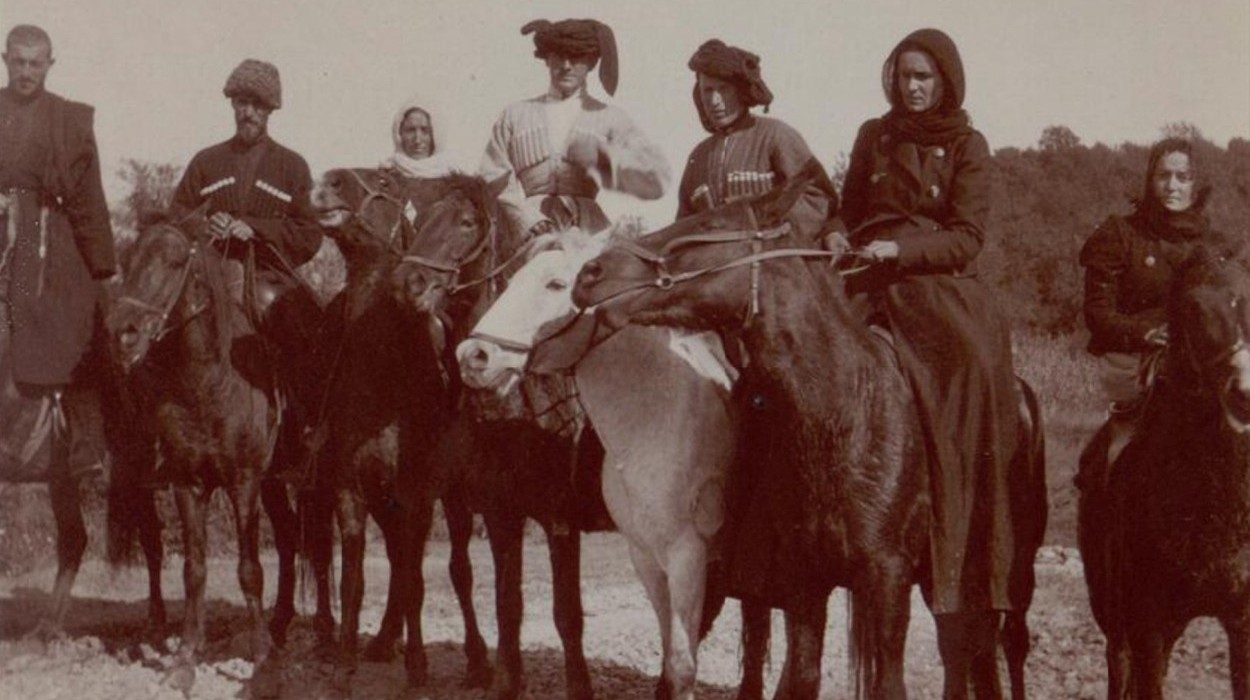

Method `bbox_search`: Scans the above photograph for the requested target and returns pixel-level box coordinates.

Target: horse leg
[1001,611,1029,700]
[625,542,673,699]
[1105,630,1132,700]
[858,561,914,700]
[334,488,368,671]
[484,511,526,700]
[362,501,404,662]
[936,613,972,700]
[966,612,1004,700]
[662,534,711,700]
[546,523,594,700]
[168,482,209,694]
[401,487,437,688]
[36,474,87,638]
[777,595,827,700]
[260,478,296,649]
[303,487,337,650]
[1224,612,1250,700]
[229,474,270,664]
[738,599,770,700]
[444,491,491,688]
[135,490,167,641]
[1127,624,1172,700]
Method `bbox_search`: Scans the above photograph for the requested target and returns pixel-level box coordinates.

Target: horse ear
[487,174,510,200]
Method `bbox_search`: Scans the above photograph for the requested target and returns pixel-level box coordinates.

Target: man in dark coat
[1,24,115,478]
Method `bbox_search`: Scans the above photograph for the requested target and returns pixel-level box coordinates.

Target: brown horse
[106,212,301,691]
[304,167,493,689]
[391,181,615,700]
[571,168,1047,700]
[1080,245,1250,700]
[0,294,166,642]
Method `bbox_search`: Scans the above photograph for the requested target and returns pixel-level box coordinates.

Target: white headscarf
[381,97,457,179]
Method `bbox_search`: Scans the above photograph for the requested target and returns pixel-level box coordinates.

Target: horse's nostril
[120,328,139,350]
[466,345,489,369]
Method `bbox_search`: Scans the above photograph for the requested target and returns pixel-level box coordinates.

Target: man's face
[4,41,54,97]
[545,52,593,98]
[232,94,271,144]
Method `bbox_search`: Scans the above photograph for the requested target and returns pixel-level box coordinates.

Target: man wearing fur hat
[170,59,323,471]
[2,24,115,480]
[679,39,836,241]
[481,18,670,236]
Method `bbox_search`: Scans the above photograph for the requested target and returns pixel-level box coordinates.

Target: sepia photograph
[1,0,1249,698]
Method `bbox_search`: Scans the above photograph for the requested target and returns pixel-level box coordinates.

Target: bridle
[399,195,530,298]
[344,168,409,246]
[115,224,210,348]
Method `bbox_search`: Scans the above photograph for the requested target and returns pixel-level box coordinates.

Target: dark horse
[571,168,1047,700]
[1079,245,1250,700]
[106,212,302,690]
[0,287,166,641]
[389,178,613,700]
[303,167,493,688]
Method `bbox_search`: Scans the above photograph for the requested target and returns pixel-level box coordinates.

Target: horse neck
[169,253,236,385]
[744,258,884,402]
[1150,359,1250,483]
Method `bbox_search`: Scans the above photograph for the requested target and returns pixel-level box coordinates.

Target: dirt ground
[0,534,1235,700]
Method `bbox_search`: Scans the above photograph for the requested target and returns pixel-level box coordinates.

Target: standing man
[1,24,115,478]
[481,18,670,236]
[170,59,322,369]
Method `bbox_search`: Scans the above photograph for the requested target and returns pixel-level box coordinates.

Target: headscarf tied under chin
[522,19,619,96]
[880,28,972,146]
[688,39,773,133]
[380,97,457,180]
[1133,137,1212,240]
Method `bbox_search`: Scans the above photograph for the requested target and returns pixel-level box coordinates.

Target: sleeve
[895,131,989,271]
[601,108,670,201]
[243,153,323,268]
[1079,218,1162,353]
[63,109,117,278]
[479,107,547,235]
[768,122,832,243]
[170,152,206,219]
[838,120,877,233]
[675,151,699,220]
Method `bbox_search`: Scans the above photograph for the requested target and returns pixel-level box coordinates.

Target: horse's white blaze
[666,329,737,393]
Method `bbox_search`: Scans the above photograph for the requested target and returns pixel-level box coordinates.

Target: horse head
[1169,245,1250,432]
[572,160,823,331]
[107,208,231,371]
[312,167,411,262]
[389,174,511,326]
[456,226,616,395]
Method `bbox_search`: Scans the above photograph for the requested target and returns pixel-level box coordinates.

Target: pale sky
[4,0,1248,225]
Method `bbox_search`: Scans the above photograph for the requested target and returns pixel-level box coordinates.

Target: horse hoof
[462,660,492,689]
[23,620,65,645]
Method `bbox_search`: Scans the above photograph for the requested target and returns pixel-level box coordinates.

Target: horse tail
[105,437,159,566]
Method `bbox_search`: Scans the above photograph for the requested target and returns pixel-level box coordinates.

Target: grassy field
[0,330,1103,574]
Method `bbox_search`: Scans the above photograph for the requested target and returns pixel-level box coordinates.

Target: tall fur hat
[223,59,282,110]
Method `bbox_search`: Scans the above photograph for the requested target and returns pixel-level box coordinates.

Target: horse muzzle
[1221,347,1250,433]
[456,337,524,395]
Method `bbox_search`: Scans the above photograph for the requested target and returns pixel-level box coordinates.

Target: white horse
[456,228,741,700]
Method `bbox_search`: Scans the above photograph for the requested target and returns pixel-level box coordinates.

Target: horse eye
[546,278,569,291]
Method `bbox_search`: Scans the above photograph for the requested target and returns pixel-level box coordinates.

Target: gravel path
[0,537,1234,699]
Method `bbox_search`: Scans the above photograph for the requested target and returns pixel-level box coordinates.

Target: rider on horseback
[1078,137,1235,489]
[480,18,670,237]
[168,59,324,480]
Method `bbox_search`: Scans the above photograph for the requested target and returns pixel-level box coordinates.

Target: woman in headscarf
[839,28,1019,645]
[382,98,457,180]
[678,39,836,240]
[1078,138,1234,485]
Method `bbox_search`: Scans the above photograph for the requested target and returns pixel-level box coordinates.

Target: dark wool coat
[677,114,833,242]
[1,89,115,386]
[1080,209,1227,355]
[841,116,1021,615]
[171,135,322,270]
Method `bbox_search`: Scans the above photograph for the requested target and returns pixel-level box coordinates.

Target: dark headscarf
[688,39,773,133]
[880,28,971,146]
[1134,137,1212,240]
[522,19,619,96]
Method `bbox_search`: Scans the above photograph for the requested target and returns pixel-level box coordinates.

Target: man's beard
[236,120,266,144]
